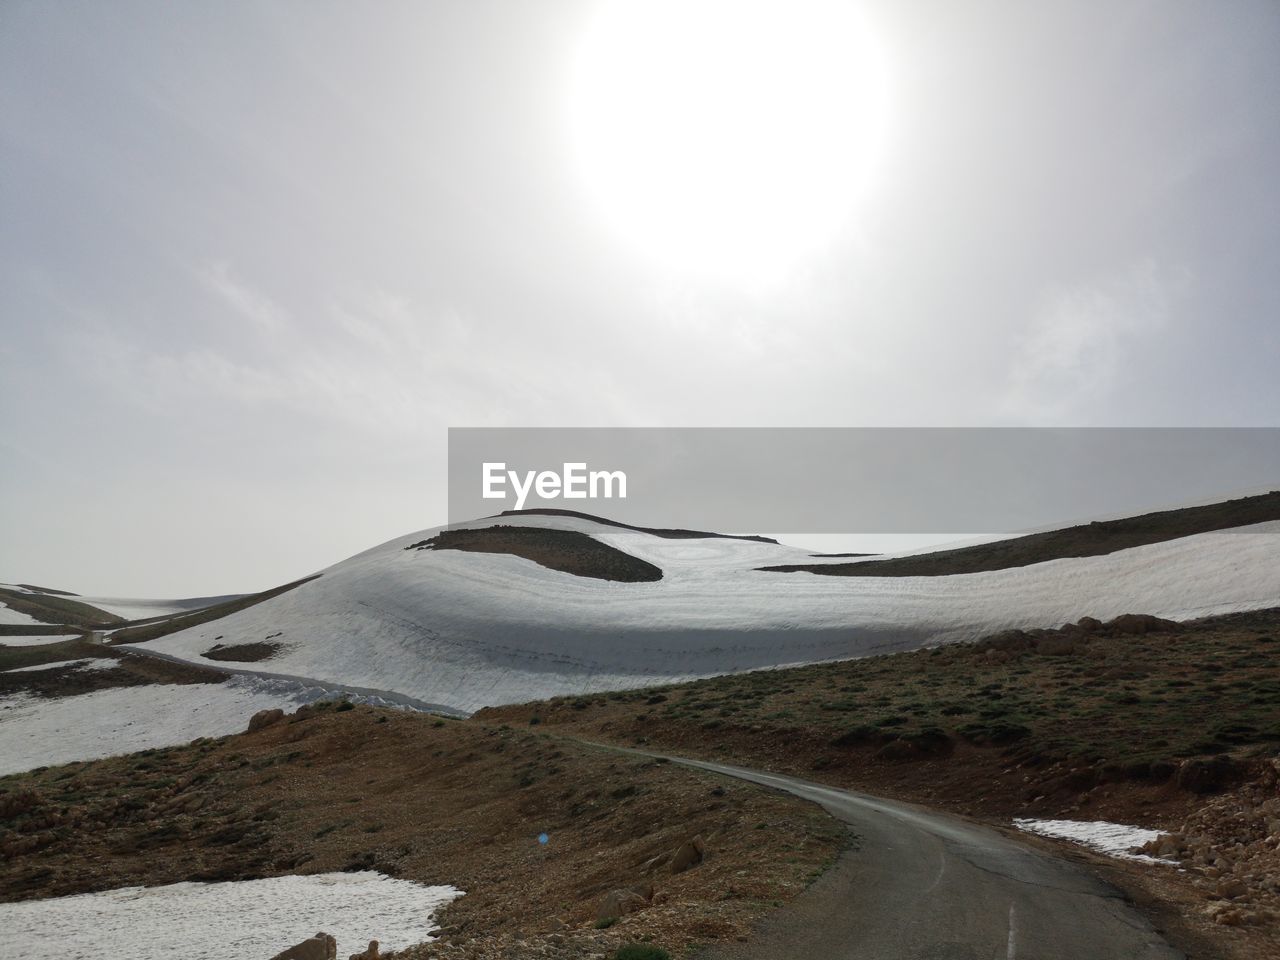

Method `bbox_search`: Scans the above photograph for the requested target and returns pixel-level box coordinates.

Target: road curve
[661,756,1183,960]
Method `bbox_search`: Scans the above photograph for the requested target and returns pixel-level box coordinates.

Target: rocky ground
[1138,757,1280,930]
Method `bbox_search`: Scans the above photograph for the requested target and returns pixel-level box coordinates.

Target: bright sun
[567,0,889,286]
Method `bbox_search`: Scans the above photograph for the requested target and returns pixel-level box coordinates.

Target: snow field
[140,515,1280,714]
[0,871,462,960]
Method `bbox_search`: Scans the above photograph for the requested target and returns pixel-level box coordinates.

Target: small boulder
[596,888,647,922]
[248,708,285,733]
[1106,614,1178,636]
[1176,757,1240,794]
[670,835,706,874]
[270,932,337,960]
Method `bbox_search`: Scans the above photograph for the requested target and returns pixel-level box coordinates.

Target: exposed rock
[1205,901,1248,926]
[349,940,380,960]
[640,852,670,874]
[1176,756,1240,794]
[1138,833,1184,859]
[249,708,286,733]
[596,888,647,922]
[270,932,337,960]
[1105,613,1178,635]
[978,630,1033,653]
[670,835,706,874]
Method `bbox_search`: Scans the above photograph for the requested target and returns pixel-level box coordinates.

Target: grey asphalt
[663,756,1184,960]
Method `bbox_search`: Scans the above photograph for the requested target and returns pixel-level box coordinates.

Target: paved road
[661,756,1183,960]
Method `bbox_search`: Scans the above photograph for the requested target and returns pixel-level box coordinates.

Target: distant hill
[759,490,1280,577]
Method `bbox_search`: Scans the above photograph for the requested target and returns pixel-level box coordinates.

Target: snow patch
[0,634,80,647]
[0,676,337,775]
[4,658,119,674]
[1013,817,1172,863]
[0,602,41,626]
[0,871,462,960]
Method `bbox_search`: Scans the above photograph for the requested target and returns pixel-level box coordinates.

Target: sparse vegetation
[201,642,283,662]
[479,608,1280,824]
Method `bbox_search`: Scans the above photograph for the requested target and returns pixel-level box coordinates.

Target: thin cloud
[1003,260,1192,422]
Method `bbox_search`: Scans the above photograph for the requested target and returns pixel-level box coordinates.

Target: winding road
[661,755,1183,960]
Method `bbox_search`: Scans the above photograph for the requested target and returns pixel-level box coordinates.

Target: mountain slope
[760,490,1280,577]
[126,510,1280,715]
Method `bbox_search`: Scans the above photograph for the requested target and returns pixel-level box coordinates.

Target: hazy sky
[3,0,1278,596]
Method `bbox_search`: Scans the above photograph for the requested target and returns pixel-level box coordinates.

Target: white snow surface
[0,676,347,775]
[3,658,119,674]
[138,514,1280,714]
[70,593,244,621]
[0,634,79,647]
[0,602,40,625]
[0,871,461,960]
[1014,818,1171,863]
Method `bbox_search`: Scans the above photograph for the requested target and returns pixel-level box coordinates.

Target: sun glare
[567,0,889,287]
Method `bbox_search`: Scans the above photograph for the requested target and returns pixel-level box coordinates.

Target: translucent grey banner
[448,428,1280,533]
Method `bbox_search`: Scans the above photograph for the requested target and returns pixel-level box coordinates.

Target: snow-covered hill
[0,583,244,623]
[132,513,1280,715]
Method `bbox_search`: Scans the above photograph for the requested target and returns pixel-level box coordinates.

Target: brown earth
[759,489,1280,576]
[408,526,664,583]
[0,704,844,960]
